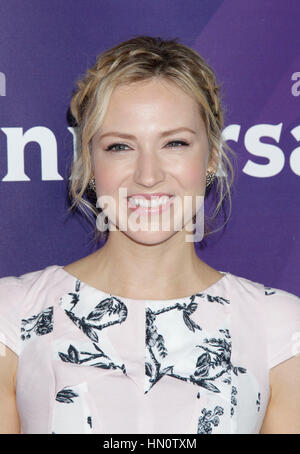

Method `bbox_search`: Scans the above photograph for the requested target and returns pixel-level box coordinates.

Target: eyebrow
[98,127,196,141]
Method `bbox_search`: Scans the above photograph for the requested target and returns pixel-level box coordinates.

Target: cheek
[94,166,122,195]
[177,157,206,190]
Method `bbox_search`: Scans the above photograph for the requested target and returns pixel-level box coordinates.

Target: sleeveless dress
[0,264,299,434]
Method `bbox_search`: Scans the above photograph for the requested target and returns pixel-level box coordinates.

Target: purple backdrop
[0,0,299,296]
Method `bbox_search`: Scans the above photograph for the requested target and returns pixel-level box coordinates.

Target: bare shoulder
[0,343,20,433]
[0,343,18,389]
[260,355,300,434]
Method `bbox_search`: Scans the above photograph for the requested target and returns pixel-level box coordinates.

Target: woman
[0,36,299,434]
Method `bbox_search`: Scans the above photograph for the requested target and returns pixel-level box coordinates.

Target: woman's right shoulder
[0,264,63,295]
[0,265,69,356]
[0,268,42,288]
[0,265,67,292]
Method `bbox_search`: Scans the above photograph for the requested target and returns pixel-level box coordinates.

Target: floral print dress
[0,264,299,434]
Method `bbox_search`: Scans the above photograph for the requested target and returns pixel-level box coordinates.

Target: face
[91,77,216,245]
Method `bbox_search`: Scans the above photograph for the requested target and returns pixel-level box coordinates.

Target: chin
[123,229,177,245]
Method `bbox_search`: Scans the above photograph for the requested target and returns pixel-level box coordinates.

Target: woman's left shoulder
[227,271,300,308]
[226,272,300,369]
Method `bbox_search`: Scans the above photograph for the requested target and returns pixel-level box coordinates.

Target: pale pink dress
[0,264,299,434]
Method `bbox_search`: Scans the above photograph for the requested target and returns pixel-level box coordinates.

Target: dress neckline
[55,264,230,303]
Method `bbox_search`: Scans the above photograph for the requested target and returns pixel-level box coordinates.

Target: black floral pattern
[205,294,230,305]
[21,306,53,341]
[145,299,246,394]
[264,286,276,296]
[58,342,126,373]
[56,281,254,434]
[52,383,93,434]
[256,392,261,412]
[87,416,92,429]
[197,406,224,434]
[60,280,128,343]
[145,301,201,392]
[55,387,79,404]
[231,386,238,416]
[58,280,128,373]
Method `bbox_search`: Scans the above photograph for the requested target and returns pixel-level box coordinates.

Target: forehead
[103,78,202,125]
[109,77,196,105]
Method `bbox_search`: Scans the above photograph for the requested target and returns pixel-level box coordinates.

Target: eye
[105,143,130,152]
[104,140,189,153]
[166,140,189,148]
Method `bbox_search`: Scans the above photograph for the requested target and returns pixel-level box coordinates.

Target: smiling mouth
[127,195,176,213]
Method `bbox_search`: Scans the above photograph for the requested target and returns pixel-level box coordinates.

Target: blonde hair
[68,35,237,242]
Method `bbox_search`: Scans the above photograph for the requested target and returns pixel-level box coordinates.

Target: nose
[133,150,165,187]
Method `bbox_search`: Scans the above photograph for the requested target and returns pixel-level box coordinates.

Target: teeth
[128,196,172,208]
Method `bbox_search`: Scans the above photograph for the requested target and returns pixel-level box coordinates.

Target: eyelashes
[104,140,190,152]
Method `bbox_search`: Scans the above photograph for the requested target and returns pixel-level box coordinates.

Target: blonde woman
[0,36,299,434]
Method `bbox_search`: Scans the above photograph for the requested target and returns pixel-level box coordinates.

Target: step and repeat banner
[0,0,299,296]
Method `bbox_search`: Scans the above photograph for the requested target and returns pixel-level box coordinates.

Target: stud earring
[206,171,216,188]
[88,177,96,192]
